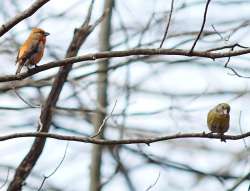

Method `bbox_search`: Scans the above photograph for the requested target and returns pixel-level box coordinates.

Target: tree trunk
[89,1,113,191]
[7,3,97,190]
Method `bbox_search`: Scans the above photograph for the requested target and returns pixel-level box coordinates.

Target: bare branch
[238,111,248,149]
[7,1,106,190]
[91,99,117,138]
[2,47,250,82]
[227,171,250,191]
[0,168,9,190]
[159,0,174,48]
[223,44,250,78]
[0,0,50,37]
[211,24,225,41]
[123,145,244,181]
[189,0,212,53]
[0,131,250,145]
[37,142,69,191]
[145,172,160,191]
[11,82,40,108]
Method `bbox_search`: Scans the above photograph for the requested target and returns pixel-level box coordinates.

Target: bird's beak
[44,32,50,36]
[223,109,228,115]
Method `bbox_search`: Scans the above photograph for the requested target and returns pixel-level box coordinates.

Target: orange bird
[16,28,49,74]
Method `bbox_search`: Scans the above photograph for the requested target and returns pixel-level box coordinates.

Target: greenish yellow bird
[207,103,230,142]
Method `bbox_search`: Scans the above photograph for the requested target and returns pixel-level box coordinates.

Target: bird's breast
[207,111,230,133]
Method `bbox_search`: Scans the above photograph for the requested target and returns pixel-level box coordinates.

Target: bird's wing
[17,38,41,63]
[207,110,214,126]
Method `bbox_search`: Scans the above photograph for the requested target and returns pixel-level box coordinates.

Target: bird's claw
[220,134,226,142]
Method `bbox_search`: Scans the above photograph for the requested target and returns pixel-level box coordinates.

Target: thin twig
[91,99,118,138]
[227,171,250,191]
[211,24,225,41]
[224,45,250,78]
[145,171,160,191]
[123,145,242,181]
[11,82,40,108]
[38,117,43,132]
[238,111,248,149]
[207,43,248,52]
[159,0,174,48]
[189,0,211,53]
[0,168,9,190]
[37,142,69,191]
[136,13,155,47]
[109,146,136,191]
[83,0,95,27]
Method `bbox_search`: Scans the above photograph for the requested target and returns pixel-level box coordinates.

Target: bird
[207,103,230,142]
[16,28,49,74]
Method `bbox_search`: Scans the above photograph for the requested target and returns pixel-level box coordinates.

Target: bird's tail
[16,63,23,75]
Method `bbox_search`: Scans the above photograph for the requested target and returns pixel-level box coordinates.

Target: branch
[123,146,244,181]
[37,142,69,191]
[145,172,160,191]
[3,47,250,82]
[0,168,9,190]
[91,99,117,138]
[108,147,136,191]
[189,0,211,53]
[159,0,174,48]
[7,1,105,190]
[0,0,50,37]
[227,171,250,191]
[1,131,250,145]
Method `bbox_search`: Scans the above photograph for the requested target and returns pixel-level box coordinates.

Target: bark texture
[7,7,97,190]
[90,1,113,191]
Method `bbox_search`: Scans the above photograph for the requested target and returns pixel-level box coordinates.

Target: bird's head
[215,103,230,115]
[31,28,50,37]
